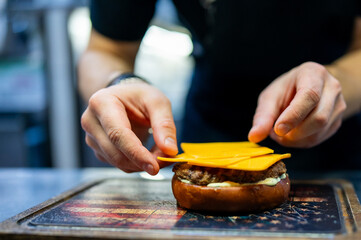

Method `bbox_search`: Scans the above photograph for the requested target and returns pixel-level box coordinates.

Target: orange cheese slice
[157,142,291,171]
[158,154,248,165]
[181,142,273,158]
[157,153,189,162]
[181,142,260,154]
[186,147,273,159]
[222,154,291,171]
[187,156,250,167]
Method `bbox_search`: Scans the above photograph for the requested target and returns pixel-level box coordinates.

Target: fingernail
[250,125,258,133]
[165,137,177,149]
[276,123,291,136]
[143,163,154,175]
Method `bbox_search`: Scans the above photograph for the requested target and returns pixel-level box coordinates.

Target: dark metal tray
[0,178,360,239]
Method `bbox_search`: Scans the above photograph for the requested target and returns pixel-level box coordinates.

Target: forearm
[78,30,140,101]
[78,50,134,101]
[326,49,361,118]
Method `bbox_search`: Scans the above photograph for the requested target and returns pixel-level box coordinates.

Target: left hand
[248,61,347,148]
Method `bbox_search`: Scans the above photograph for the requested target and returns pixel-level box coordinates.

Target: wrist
[107,72,149,87]
[325,64,361,118]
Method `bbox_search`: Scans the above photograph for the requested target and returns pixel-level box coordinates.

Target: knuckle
[147,90,171,106]
[88,90,107,110]
[80,112,90,132]
[314,113,328,128]
[288,107,303,121]
[340,100,347,112]
[124,146,139,162]
[335,96,347,116]
[107,128,125,146]
[331,79,342,93]
[158,119,176,131]
[301,88,321,105]
[154,95,172,107]
[258,89,270,103]
[302,61,327,74]
[163,97,172,106]
[85,135,92,147]
[108,151,122,164]
[305,135,319,148]
[301,61,315,68]
[88,94,100,110]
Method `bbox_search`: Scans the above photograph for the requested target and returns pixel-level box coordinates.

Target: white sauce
[180,179,191,184]
[179,173,287,188]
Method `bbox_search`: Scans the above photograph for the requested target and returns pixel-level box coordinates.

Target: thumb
[147,97,178,156]
[248,88,283,143]
[151,145,173,169]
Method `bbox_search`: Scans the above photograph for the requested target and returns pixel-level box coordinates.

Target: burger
[172,161,290,213]
[158,142,291,213]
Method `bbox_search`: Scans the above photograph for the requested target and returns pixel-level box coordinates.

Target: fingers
[279,76,343,141]
[248,84,280,143]
[274,63,326,136]
[248,73,292,143]
[268,64,346,147]
[82,110,144,173]
[147,95,178,156]
[150,145,173,169]
[251,62,346,148]
[84,91,159,175]
[270,115,343,148]
[248,106,278,143]
[82,84,178,175]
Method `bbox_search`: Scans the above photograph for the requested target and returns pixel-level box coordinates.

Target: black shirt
[90,0,361,170]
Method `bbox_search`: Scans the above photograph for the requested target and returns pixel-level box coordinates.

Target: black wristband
[107,73,149,87]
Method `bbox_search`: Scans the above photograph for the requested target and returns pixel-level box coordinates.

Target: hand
[248,62,347,148]
[81,81,178,175]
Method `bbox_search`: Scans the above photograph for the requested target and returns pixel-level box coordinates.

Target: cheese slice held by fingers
[157,142,291,171]
[157,153,189,162]
[181,142,273,158]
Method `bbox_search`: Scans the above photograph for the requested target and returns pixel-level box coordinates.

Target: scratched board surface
[30,179,343,235]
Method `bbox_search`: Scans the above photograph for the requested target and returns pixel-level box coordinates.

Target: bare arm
[326,17,361,118]
[78,30,140,101]
[79,29,178,175]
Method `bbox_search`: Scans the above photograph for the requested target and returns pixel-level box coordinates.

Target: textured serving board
[0,178,360,239]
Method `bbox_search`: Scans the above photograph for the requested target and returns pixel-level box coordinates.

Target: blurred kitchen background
[0,0,194,168]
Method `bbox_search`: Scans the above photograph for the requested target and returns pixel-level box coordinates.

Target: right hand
[81,81,178,175]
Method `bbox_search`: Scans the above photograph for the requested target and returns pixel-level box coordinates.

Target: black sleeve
[90,0,157,41]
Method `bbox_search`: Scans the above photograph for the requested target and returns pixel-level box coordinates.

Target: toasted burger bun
[172,175,290,213]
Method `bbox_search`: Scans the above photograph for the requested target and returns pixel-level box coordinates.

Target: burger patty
[173,161,286,186]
